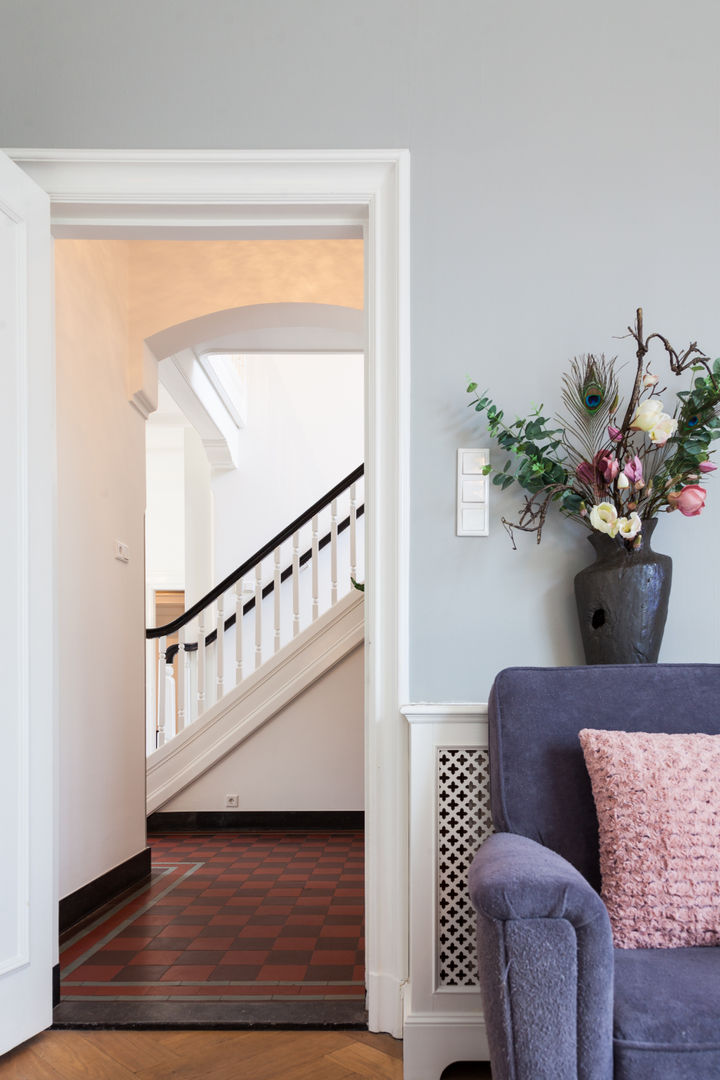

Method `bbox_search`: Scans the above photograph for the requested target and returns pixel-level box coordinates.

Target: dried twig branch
[501,484,581,548]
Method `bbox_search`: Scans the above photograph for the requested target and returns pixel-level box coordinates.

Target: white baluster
[165,660,176,740]
[350,482,358,583]
[311,514,319,621]
[157,635,167,748]
[176,628,186,732]
[255,563,263,670]
[197,610,206,716]
[331,499,338,605]
[235,578,244,685]
[274,548,281,653]
[292,531,300,637]
[216,594,224,699]
[187,633,197,725]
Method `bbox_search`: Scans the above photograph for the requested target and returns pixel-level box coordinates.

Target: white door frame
[7,148,411,1036]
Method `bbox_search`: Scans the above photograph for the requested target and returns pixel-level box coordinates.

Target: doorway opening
[54,236,367,1025]
[4,149,409,1045]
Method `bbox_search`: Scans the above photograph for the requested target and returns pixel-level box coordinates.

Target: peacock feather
[560,354,620,464]
[581,376,605,413]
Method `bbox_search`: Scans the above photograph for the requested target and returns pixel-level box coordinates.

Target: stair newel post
[273,548,281,653]
[350,482,357,582]
[216,593,224,699]
[331,499,338,606]
[197,609,206,717]
[157,635,167,748]
[176,627,186,732]
[255,563,263,670]
[311,515,319,621]
[235,577,244,686]
[292,531,300,638]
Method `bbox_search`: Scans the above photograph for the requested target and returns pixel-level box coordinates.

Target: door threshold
[52,998,367,1029]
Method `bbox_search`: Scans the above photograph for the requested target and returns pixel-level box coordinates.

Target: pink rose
[623,455,643,485]
[699,461,717,473]
[667,485,707,517]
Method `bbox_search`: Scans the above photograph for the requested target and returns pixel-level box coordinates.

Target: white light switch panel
[457,449,489,536]
[114,540,130,563]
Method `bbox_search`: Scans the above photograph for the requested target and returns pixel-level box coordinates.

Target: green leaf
[466,381,478,393]
[501,475,515,490]
[561,491,584,513]
[481,464,492,475]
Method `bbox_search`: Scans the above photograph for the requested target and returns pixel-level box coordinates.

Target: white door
[0,151,55,1054]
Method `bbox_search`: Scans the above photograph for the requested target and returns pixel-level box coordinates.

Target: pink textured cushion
[579,728,720,949]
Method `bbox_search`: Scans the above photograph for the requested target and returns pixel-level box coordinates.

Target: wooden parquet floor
[0,1029,404,1080]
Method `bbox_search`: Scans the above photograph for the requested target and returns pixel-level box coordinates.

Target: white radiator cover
[402,705,491,1080]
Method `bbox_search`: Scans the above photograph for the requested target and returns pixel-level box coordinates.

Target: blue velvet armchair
[468,664,720,1080]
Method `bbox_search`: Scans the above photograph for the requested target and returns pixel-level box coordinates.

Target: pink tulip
[623,455,643,485]
[576,461,596,485]
[699,461,717,473]
[608,426,622,442]
[667,485,707,517]
[596,451,619,483]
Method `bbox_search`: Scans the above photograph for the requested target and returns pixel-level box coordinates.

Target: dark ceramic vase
[574,519,672,665]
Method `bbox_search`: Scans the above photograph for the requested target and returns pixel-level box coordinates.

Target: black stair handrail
[147,463,364,642]
[163,504,364,664]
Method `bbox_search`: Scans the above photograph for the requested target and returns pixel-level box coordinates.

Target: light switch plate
[114,540,130,563]
[457,449,489,536]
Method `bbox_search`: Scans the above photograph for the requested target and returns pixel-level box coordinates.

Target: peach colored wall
[127,239,363,344]
[54,237,364,883]
[55,239,148,899]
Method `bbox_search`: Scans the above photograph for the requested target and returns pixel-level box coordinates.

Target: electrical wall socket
[224,794,239,808]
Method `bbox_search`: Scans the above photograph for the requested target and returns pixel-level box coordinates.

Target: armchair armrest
[470,831,608,926]
[469,833,613,1080]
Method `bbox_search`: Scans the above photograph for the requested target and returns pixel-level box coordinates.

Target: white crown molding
[129,387,156,420]
[5,148,409,165]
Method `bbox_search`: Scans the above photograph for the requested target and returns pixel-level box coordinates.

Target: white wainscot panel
[401,705,491,1080]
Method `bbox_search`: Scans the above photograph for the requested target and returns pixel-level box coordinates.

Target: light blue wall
[3,0,719,700]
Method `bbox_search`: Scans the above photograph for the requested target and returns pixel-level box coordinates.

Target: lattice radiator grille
[437,747,493,988]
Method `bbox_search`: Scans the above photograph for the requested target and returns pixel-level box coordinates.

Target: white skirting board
[401,704,491,1080]
[403,1014,489,1080]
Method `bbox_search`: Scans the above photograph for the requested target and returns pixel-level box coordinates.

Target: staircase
[145,466,365,812]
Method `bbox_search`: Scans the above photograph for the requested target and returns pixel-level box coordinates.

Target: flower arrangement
[466,309,720,547]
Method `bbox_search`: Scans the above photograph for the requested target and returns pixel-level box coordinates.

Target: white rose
[630,398,663,432]
[648,413,677,446]
[616,512,642,540]
[589,502,619,537]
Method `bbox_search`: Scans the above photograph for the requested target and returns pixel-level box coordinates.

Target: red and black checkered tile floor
[60,830,365,1010]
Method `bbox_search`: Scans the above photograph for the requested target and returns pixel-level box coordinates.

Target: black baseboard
[59,848,151,934]
[147,810,364,832]
[52,963,60,1008]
